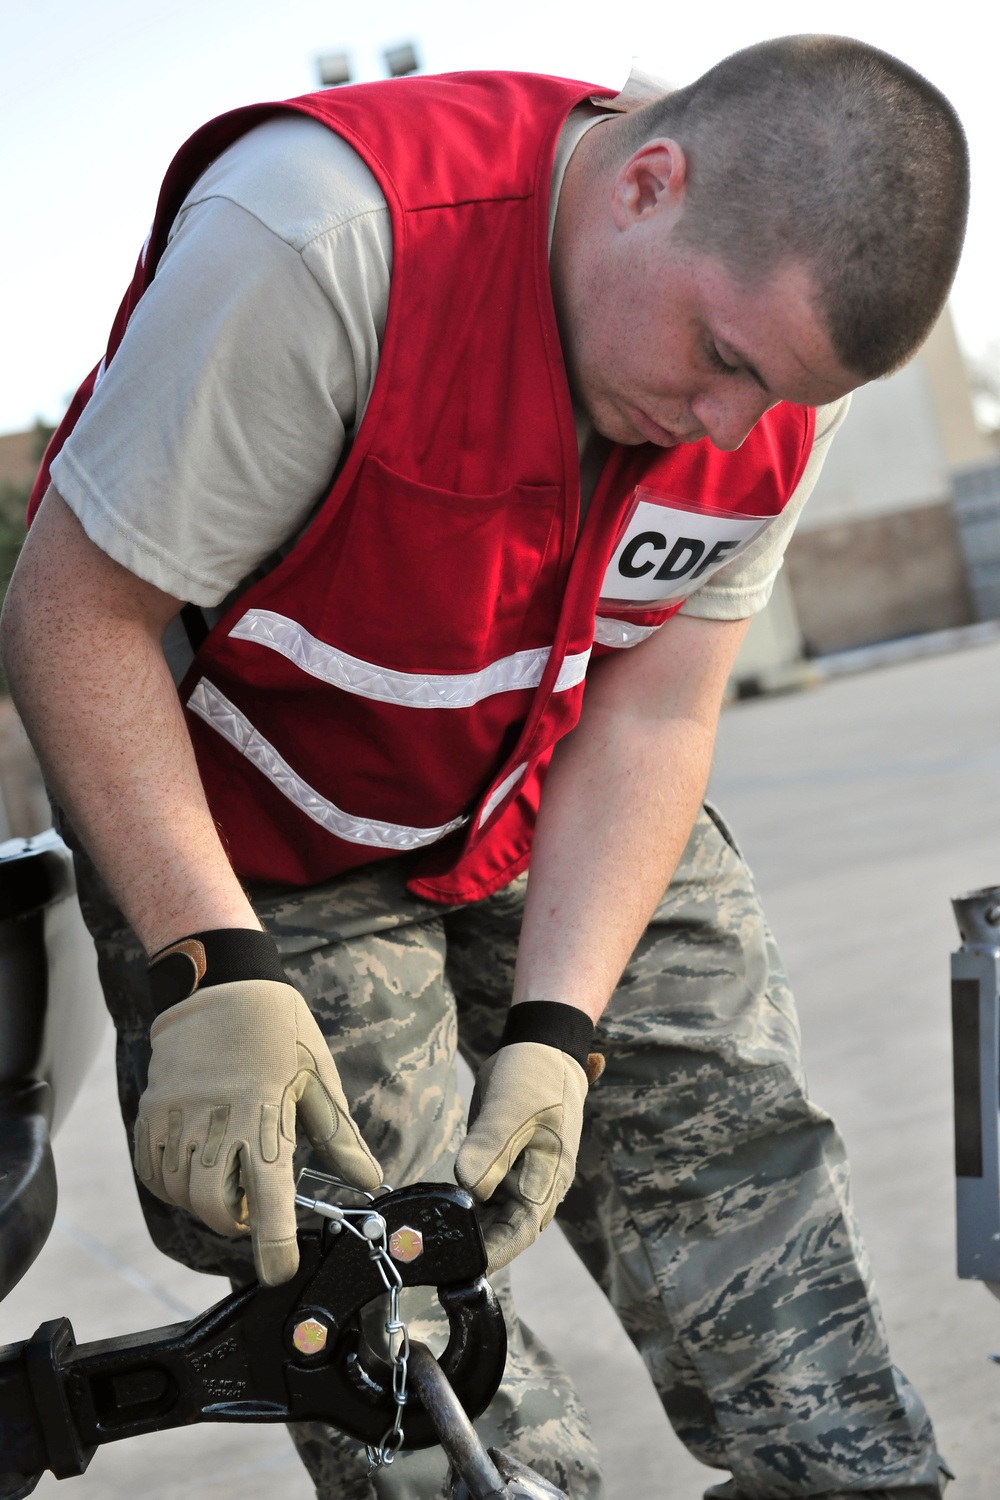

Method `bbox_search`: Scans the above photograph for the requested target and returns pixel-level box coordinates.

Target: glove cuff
[499,1001,594,1070]
[148,928,287,1013]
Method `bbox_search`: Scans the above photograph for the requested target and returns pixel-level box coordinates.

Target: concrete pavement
[709,633,1000,1496]
[2,633,998,1497]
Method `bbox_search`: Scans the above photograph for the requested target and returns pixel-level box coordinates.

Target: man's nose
[691,386,773,452]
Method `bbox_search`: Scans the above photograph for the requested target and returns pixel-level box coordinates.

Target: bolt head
[292,1317,329,1356]
[389,1225,424,1263]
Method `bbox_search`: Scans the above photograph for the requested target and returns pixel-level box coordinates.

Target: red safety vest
[32,73,815,902]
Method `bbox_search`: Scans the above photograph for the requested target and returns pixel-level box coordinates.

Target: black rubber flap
[0,847,73,923]
[0,1086,57,1304]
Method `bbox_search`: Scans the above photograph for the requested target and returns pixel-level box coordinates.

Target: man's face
[554,139,859,451]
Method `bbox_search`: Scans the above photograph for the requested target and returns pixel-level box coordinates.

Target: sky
[1,0,997,435]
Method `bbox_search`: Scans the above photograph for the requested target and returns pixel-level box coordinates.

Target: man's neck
[549,116,619,411]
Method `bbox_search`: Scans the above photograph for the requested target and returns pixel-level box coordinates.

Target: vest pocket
[318,457,564,671]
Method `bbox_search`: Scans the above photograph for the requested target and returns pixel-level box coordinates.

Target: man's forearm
[2,491,384,1288]
[1,489,259,952]
[512,614,750,1023]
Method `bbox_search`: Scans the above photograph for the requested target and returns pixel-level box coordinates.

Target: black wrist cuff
[499,1001,594,1070]
[147,928,287,1014]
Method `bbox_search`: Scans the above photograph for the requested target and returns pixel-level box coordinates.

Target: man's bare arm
[456,609,749,1268]
[512,610,751,1022]
[0,486,260,952]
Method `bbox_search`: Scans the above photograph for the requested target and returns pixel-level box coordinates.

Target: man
[1,34,968,1500]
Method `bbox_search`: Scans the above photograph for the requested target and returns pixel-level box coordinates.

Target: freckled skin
[550,125,859,453]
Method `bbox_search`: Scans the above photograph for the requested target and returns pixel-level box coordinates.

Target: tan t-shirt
[52,90,848,628]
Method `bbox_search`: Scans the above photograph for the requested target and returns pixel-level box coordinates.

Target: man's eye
[708,344,738,374]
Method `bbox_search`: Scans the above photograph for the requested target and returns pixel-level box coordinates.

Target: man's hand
[134,978,382,1285]
[456,1041,589,1273]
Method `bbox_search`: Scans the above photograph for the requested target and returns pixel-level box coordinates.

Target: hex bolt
[389,1226,424,1263]
[292,1317,329,1357]
[985,904,1000,927]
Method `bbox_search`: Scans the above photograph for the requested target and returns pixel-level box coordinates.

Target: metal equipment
[951,884,1000,1290]
[0,1181,509,1497]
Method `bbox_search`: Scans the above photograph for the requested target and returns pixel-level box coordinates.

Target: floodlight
[316,52,352,88]
[383,42,419,78]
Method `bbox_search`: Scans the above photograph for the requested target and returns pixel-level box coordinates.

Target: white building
[733,307,996,686]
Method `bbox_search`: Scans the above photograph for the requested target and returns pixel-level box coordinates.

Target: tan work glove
[456,1040,592,1274]
[134,977,382,1286]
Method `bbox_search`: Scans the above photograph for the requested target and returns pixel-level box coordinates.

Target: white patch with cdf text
[599,489,773,610]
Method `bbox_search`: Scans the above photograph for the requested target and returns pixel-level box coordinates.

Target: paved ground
[3,634,999,1497]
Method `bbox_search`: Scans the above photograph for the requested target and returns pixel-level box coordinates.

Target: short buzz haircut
[614,35,970,378]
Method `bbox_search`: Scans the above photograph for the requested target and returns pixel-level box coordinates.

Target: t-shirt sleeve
[678,394,852,620]
[50,120,391,607]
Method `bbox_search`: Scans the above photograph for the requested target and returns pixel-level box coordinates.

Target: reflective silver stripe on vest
[229,609,591,706]
[477,762,528,830]
[592,616,663,649]
[188,678,469,850]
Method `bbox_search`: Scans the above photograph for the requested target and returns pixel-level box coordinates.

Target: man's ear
[611,138,688,229]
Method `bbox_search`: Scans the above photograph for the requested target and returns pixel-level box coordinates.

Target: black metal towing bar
[0,1183,509,1498]
[408,1342,567,1500]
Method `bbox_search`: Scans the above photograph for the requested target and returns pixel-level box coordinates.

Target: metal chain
[367,1236,409,1468]
[294,1172,409,1471]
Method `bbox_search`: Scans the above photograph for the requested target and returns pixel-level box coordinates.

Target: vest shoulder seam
[406,193,533,214]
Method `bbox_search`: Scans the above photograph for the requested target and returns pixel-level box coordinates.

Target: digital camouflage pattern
[62,803,945,1499]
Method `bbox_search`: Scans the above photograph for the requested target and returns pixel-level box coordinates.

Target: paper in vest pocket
[599,487,774,612]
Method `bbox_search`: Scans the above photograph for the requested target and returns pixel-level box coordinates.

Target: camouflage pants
[67,804,943,1499]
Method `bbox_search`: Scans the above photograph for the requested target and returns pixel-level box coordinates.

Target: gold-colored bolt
[292,1317,329,1356]
[389,1226,424,1263]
